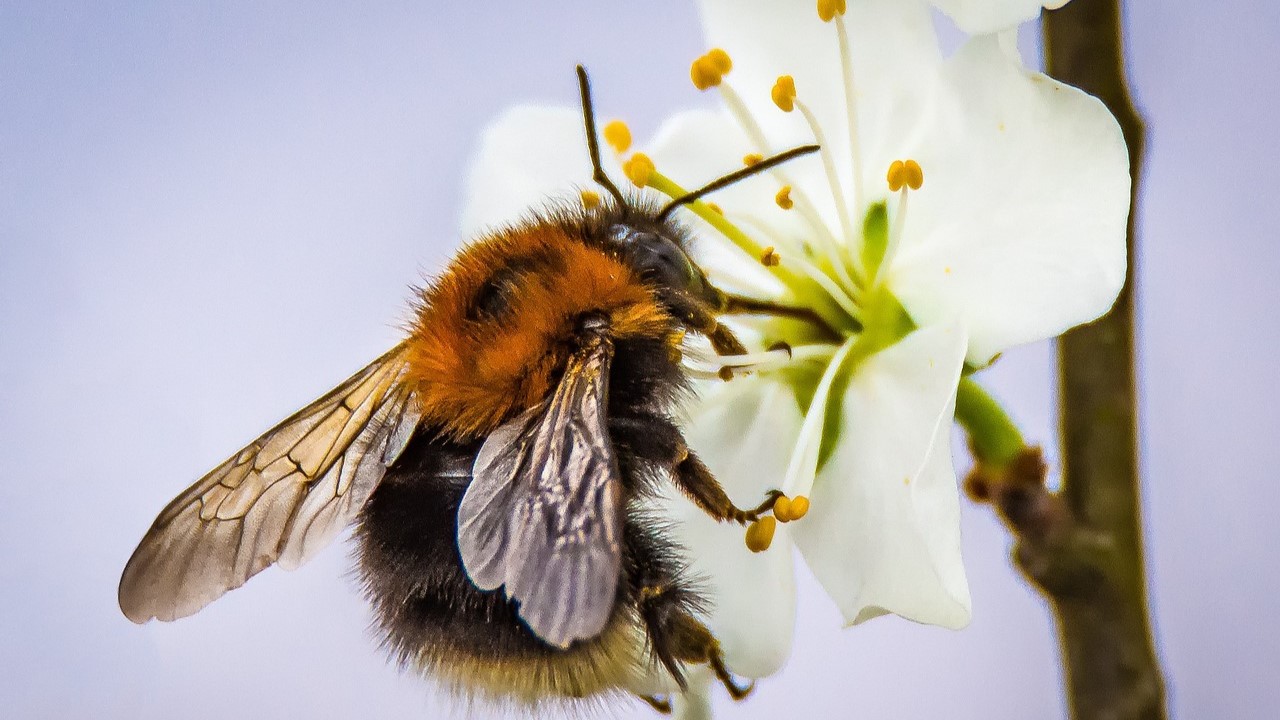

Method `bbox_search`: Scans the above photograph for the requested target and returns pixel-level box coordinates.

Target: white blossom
[458,0,1128,706]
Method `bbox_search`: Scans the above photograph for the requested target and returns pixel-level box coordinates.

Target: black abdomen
[355,431,570,665]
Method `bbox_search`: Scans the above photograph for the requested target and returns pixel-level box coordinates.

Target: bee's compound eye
[609,225,700,292]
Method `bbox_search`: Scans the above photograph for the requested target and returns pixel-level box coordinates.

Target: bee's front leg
[609,414,778,525]
[670,450,781,525]
[664,294,748,357]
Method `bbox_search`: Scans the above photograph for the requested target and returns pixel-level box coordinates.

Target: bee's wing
[119,344,421,624]
[457,321,623,649]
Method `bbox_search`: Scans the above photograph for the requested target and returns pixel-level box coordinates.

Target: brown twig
[970,3,1166,719]
[1009,2,1166,718]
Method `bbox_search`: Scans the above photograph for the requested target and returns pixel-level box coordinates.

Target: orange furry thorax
[404,221,674,440]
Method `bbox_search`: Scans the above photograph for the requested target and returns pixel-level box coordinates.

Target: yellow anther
[580,189,601,209]
[743,153,764,167]
[787,495,810,521]
[690,56,722,91]
[690,49,734,91]
[623,153,654,188]
[771,75,796,112]
[603,120,632,154]
[903,159,923,189]
[772,494,810,522]
[817,0,847,22]
[706,48,733,75]
[887,159,924,192]
[887,160,905,192]
[760,246,781,267]
[772,495,793,521]
[706,202,724,215]
[775,185,794,210]
[718,366,735,382]
[745,516,777,553]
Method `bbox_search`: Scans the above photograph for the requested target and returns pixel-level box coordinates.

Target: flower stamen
[781,337,858,498]
[734,214,864,321]
[793,96,862,285]
[775,185,794,210]
[580,189,601,208]
[817,0,847,22]
[878,159,924,285]
[603,120,632,154]
[713,81,849,275]
[622,153,655,188]
[761,246,781,266]
[681,344,836,380]
[886,159,924,192]
[690,48,734,91]
[830,14,865,214]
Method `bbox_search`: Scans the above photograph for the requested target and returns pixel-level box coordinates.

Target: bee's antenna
[655,144,820,223]
[576,65,628,213]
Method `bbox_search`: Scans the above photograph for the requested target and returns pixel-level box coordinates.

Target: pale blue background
[2,2,1277,718]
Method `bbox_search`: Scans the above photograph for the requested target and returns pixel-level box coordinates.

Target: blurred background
[2,1,1277,717]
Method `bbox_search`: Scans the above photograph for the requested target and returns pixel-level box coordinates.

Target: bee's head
[607,223,726,313]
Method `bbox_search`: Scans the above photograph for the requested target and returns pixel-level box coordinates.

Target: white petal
[458,105,600,238]
[888,35,1130,363]
[670,667,715,720]
[789,324,972,629]
[658,374,805,678]
[696,0,943,218]
[932,0,1070,35]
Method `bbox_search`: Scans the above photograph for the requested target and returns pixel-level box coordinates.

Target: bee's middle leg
[610,414,780,525]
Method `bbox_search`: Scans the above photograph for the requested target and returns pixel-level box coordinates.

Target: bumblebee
[119,67,817,712]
